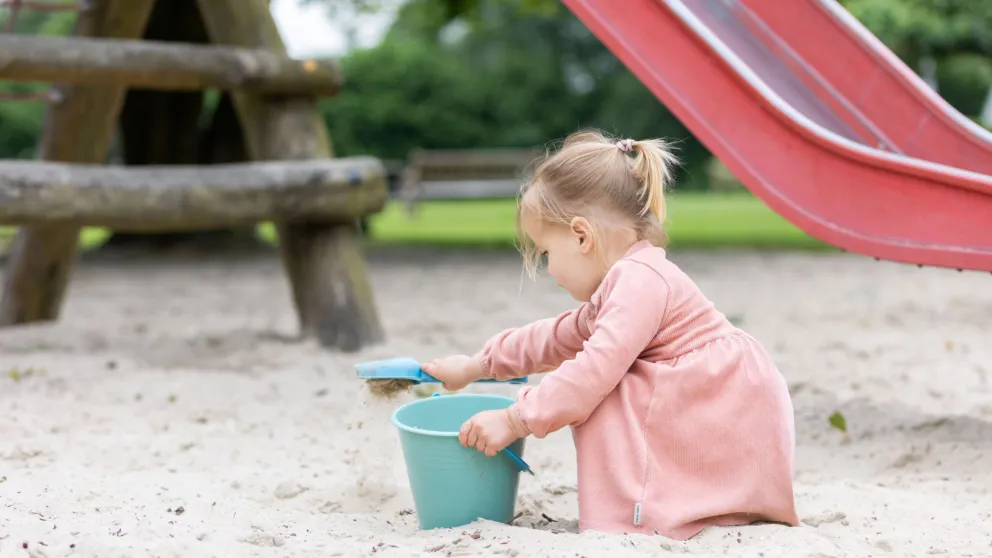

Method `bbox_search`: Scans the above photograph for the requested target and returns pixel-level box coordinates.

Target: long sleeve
[479,304,592,380]
[512,261,670,438]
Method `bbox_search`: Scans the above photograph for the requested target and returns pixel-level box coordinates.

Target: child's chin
[563,287,591,303]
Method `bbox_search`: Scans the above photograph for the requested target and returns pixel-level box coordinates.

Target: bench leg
[276,221,383,352]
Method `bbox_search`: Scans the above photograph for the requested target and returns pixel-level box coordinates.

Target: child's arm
[509,262,669,438]
[477,304,593,380]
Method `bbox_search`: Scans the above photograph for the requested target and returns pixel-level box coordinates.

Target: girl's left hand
[459,409,520,457]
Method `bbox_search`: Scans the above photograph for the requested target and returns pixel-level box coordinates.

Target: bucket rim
[390,393,516,437]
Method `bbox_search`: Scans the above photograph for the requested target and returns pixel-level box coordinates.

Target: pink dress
[479,240,799,539]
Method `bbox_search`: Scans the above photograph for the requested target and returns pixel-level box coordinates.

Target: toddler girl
[423,130,799,540]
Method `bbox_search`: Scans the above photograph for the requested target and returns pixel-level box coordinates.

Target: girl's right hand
[422,354,485,391]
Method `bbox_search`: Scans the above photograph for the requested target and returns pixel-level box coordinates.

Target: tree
[840,0,992,59]
[317,0,711,188]
[840,0,992,115]
[0,9,75,160]
[320,38,494,159]
[312,0,992,120]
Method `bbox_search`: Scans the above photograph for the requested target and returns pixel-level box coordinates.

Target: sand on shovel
[365,378,416,398]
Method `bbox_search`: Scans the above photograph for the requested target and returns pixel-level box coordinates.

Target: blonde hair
[517,129,679,277]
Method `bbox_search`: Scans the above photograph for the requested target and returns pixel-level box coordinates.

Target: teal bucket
[391,394,525,530]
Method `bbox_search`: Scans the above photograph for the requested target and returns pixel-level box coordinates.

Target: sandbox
[1,249,990,557]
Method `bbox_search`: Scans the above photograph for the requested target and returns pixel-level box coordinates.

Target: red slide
[562,0,992,272]
[741,0,992,176]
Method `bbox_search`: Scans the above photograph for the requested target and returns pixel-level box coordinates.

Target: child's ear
[569,217,594,254]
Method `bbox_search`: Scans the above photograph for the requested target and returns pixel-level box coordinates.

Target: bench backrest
[400,148,544,206]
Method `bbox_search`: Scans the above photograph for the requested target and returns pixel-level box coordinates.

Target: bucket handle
[431,393,535,475]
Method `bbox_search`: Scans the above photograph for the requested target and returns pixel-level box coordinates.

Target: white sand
[1,248,991,557]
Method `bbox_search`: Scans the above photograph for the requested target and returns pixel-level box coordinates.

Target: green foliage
[320,0,709,187]
[0,89,46,159]
[36,10,75,36]
[0,10,75,159]
[841,0,992,59]
[936,54,992,116]
[320,39,495,159]
[840,0,992,117]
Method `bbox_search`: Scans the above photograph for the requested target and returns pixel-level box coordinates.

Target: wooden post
[195,0,385,351]
[0,0,157,326]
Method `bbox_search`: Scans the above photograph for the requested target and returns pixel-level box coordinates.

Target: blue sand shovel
[354,356,529,386]
[356,357,534,476]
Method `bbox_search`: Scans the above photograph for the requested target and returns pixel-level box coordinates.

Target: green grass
[359,191,828,250]
[0,191,830,253]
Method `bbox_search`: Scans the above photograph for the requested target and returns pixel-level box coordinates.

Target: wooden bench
[398,148,543,213]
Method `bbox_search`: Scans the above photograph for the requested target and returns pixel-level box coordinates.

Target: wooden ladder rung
[0,1,88,12]
[0,34,343,96]
[0,157,387,229]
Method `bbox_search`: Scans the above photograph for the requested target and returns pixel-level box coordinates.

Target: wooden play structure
[0,0,386,351]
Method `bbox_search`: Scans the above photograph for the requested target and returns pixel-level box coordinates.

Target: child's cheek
[546,258,559,280]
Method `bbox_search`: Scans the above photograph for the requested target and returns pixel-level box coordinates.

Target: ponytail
[630,139,678,224]
[516,129,681,265]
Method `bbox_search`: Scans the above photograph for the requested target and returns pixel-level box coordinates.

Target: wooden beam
[196,0,384,352]
[0,0,157,327]
[0,34,343,96]
[0,158,387,229]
